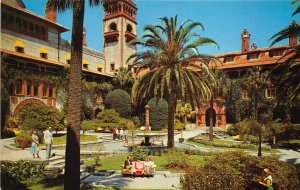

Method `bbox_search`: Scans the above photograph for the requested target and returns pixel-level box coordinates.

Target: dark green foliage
[15,132,32,142]
[19,103,64,132]
[165,150,190,170]
[180,151,300,190]
[105,89,131,118]
[148,98,168,130]
[81,120,98,134]
[1,160,46,189]
[97,109,121,123]
[226,124,238,136]
[130,146,147,161]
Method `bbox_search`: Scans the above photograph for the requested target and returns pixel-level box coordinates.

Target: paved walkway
[1,125,300,189]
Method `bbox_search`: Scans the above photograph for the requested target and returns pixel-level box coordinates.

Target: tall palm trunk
[167,92,176,148]
[64,1,85,190]
[209,95,214,141]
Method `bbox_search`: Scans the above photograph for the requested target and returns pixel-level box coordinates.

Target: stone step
[48,159,65,166]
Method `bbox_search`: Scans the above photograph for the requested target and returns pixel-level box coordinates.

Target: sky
[23,0,299,55]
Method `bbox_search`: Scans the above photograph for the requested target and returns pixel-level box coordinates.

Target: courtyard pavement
[1,125,300,189]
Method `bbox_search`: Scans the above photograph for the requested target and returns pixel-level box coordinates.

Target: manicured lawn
[188,136,279,153]
[85,153,207,172]
[53,134,98,145]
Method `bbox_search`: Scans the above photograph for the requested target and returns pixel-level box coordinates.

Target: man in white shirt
[43,127,53,159]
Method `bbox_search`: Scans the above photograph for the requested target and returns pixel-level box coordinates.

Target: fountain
[127,105,167,151]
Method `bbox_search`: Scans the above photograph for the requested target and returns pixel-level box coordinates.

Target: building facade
[1,0,137,119]
[196,25,300,128]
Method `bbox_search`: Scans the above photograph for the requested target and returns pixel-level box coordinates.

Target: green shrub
[129,146,147,161]
[15,132,32,142]
[148,98,168,130]
[180,151,300,190]
[226,124,238,136]
[19,103,64,132]
[165,150,190,170]
[97,109,121,123]
[104,89,131,118]
[81,120,98,134]
[1,160,46,189]
[174,119,185,131]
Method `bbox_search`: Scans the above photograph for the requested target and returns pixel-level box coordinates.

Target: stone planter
[179,138,185,143]
[18,140,30,149]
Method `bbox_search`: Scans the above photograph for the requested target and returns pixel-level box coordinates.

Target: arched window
[127,24,132,33]
[109,23,117,31]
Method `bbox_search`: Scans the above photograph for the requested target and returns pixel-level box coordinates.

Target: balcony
[125,31,137,43]
[104,30,119,43]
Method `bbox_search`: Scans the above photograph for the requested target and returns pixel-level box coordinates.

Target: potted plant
[15,133,32,149]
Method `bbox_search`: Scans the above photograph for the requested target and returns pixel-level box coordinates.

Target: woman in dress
[258,168,273,190]
[31,130,40,158]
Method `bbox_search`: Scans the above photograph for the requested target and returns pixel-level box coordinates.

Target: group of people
[30,127,53,159]
[112,127,128,140]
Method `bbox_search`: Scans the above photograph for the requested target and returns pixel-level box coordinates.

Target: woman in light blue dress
[31,130,40,158]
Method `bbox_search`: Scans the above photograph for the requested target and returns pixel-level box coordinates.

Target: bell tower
[103,0,137,74]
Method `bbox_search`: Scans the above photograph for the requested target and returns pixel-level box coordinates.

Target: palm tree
[128,16,218,148]
[46,1,106,189]
[113,67,135,92]
[245,66,269,156]
[269,1,300,100]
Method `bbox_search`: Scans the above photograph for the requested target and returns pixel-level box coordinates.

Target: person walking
[112,127,117,140]
[43,127,53,159]
[120,128,124,140]
[123,128,128,141]
[31,130,40,158]
[258,168,274,190]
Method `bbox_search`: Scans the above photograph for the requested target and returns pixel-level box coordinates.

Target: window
[270,50,284,57]
[48,86,53,98]
[15,17,21,31]
[40,53,48,59]
[97,68,102,72]
[110,63,115,72]
[266,87,276,98]
[248,52,260,59]
[26,81,32,95]
[83,64,88,69]
[33,82,38,96]
[15,79,23,95]
[15,46,24,53]
[23,20,28,31]
[109,23,117,31]
[127,24,132,33]
[43,84,48,97]
[224,56,235,63]
[29,22,34,33]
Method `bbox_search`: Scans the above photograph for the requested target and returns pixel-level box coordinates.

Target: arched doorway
[205,108,216,127]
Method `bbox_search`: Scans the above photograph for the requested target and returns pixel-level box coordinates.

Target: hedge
[148,98,168,130]
[104,89,131,118]
[180,151,300,190]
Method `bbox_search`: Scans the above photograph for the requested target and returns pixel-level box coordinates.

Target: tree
[175,100,194,125]
[81,120,97,135]
[129,16,218,148]
[19,103,64,132]
[269,1,300,100]
[148,98,168,130]
[105,89,132,118]
[244,66,270,156]
[47,1,105,189]
[113,67,135,93]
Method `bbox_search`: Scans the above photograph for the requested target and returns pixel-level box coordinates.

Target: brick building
[1,0,137,119]
[196,24,300,128]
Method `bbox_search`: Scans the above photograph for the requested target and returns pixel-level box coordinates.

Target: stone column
[145,105,150,132]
